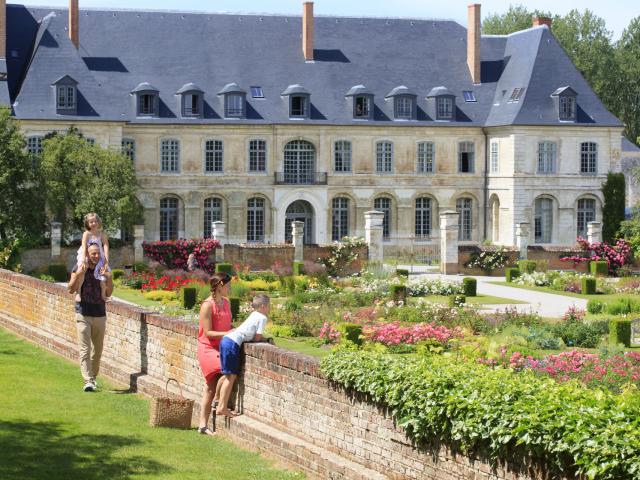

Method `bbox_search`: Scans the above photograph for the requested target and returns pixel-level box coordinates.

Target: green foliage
[581,277,596,294]
[321,351,640,480]
[215,263,234,275]
[462,277,477,297]
[601,173,626,243]
[35,273,56,282]
[609,319,631,347]
[448,294,466,307]
[464,248,509,274]
[505,267,520,282]
[604,297,640,315]
[229,297,240,321]
[47,264,68,282]
[482,5,552,35]
[552,319,608,348]
[0,239,22,272]
[181,287,197,309]
[517,260,537,274]
[395,268,409,277]
[336,323,362,346]
[390,284,407,302]
[111,269,124,280]
[589,260,609,277]
[319,236,366,277]
[616,19,640,146]
[587,299,604,314]
[39,128,142,238]
[619,210,640,259]
[266,324,296,338]
[292,261,304,276]
[229,281,250,299]
[279,276,296,295]
[132,262,149,273]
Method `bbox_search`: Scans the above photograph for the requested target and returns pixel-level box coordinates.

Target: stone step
[217,414,388,480]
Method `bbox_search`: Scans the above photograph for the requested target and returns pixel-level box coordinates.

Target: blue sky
[13,0,637,39]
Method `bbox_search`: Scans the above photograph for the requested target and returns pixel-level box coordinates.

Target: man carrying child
[217,294,270,417]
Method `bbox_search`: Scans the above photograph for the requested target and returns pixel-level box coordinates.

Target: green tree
[40,129,143,239]
[601,172,626,243]
[0,107,46,241]
[483,4,551,35]
[615,17,640,144]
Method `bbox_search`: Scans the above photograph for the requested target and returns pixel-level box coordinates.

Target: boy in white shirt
[216,294,270,417]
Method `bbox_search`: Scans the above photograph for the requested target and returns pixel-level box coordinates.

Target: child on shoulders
[76,212,111,302]
[216,294,270,417]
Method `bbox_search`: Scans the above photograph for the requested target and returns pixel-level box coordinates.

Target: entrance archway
[285,200,314,244]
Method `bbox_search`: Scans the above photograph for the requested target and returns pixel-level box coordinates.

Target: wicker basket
[149,378,194,429]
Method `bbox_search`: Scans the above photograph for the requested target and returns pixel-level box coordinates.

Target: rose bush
[142,238,220,273]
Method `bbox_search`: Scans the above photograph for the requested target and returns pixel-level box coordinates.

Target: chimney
[467,3,481,84]
[302,1,314,61]
[532,16,552,29]
[69,0,79,48]
[0,0,6,60]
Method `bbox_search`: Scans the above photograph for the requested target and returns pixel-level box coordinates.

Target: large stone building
[1,1,627,247]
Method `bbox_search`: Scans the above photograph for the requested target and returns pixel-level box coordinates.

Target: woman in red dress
[197,272,233,435]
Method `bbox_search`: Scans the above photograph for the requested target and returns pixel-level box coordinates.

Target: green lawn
[272,337,330,358]
[490,281,630,302]
[0,328,304,480]
[112,285,160,307]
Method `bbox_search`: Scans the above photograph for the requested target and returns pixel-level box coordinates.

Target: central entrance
[285,200,314,244]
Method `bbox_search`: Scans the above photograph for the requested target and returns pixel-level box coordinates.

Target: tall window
[535,198,553,243]
[577,198,596,239]
[121,138,135,163]
[247,197,265,242]
[436,97,453,119]
[203,197,222,238]
[204,140,223,173]
[138,94,155,115]
[57,85,75,109]
[394,97,412,119]
[580,142,597,174]
[354,96,370,118]
[559,96,575,121]
[490,142,499,173]
[248,140,266,172]
[183,93,201,116]
[417,142,434,173]
[334,140,352,172]
[538,141,556,174]
[415,197,432,237]
[456,198,472,241]
[458,142,474,173]
[376,141,393,173]
[225,94,243,118]
[331,197,349,241]
[161,139,180,172]
[374,197,391,239]
[159,197,178,241]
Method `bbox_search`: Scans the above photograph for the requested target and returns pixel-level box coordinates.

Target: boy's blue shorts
[219,336,241,375]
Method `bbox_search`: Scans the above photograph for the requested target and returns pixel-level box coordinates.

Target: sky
[12,0,638,39]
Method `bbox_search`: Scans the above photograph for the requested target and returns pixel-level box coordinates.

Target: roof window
[551,86,578,122]
[281,85,311,119]
[345,85,374,120]
[509,88,525,102]
[250,86,264,98]
[131,82,159,117]
[52,75,78,115]
[176,83,204,118]
[463,91,476,102]
[218,83,247,119]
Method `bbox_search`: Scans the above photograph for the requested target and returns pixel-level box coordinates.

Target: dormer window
[176,83,204,118]
[345,85,374,120]
[281,85,311,119]
[551,86,578,122]
[218,83,246,119]
[426,86,456,121]
[131,82,159,117]
[52,75,78,115]
[385,86,417,121]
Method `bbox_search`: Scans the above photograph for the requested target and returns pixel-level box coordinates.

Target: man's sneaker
[83,381,96,392]
[91,379,98,389]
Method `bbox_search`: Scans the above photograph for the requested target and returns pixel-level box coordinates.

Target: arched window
[415,197,432,238]
[283,140,316,184]
[331,197,349,241]
[577,198,596,239]
[203,198,222,238]
[374,197,391,239]
[376,141,393,173]
[456,197,472,241]
[159,197,179,241]
[535,198,553,243]
[247,197,265,242]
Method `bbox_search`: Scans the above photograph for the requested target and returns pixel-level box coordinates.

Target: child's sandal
[198,426,215,436]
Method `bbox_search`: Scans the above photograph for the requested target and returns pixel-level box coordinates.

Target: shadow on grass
[0,420,169,480]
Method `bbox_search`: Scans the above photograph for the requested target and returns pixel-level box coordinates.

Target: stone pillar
[439,211,459,274]
[50,222,62,260]
[515,222,530,260]
[587,221,602,245]
[213,221,226,262]
[134,224,144,264]
[364,211,384,263]
[292,221,304,262]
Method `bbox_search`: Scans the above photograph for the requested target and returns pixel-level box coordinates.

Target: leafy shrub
[464,247,509,274]
[119,272,146,289]
[587,299,604,314]
[36,273,56,283]
[229,280,250,299]
[292,261,304,276]
[133,262,149,273]
[589,260,609,277]
[517,260,536,274]
[448,294,466,307]
[562,237,632,275]
[48,264,67,282]
[581,277,596,295]
[407,278,464,296]
[181,287,197,309]
[552,319,608,348]
[215,263,234,275]
[279,276,296,295]
[605,297,640,315]
[396,268,409,277]
[505,267,520,282]
[0,239,22,272]
[526,326,564,350]
[238,271,279,282]
[462,277,476,297]
[320,236,367,277]
[609,319,632,347]
[143,238,219,273]
[390,284,407,302]
[267,324,296,338]
[111,269,124,280]
[321,351,640,480]
[229,297,240,321]
[240,278,279,292]
[142,290,177,303]
[337,323,362,346]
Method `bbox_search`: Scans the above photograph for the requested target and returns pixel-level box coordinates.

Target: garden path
[411,273,587,318]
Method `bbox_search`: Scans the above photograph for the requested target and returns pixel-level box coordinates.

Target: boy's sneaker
[83,381,96,392]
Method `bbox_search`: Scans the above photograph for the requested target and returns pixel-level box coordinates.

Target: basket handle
[165,378,185,400]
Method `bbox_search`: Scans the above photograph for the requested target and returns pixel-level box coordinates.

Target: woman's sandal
[198,426,216,436]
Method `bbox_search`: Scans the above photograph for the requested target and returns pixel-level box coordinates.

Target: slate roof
[623,137,640,153]
[5,4,623,127]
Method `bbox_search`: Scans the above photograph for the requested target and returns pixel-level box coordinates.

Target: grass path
[0,327,304,480]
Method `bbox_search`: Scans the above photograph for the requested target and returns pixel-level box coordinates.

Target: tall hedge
[601,172,625,243]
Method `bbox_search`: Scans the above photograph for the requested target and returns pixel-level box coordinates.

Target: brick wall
[0,269,556,480]
[21,246,135,274]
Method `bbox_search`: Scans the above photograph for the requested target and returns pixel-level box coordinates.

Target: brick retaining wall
[21,245,135,274]
[0,268,556,480]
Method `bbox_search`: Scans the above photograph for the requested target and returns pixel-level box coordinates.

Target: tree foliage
[40,128,143,239]
[601,172,626,243]
[483,5,551,35]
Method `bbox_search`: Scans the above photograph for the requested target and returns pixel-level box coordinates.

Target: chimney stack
[467,4,481,84]
[302,2,314,61]
[0,0,6,60]
[532,16,552,29]
[69,0,79,48]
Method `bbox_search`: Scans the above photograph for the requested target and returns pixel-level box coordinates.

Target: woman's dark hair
[209,272,231,291]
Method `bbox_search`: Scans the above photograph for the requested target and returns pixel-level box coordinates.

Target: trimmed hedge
[609,319,632,347]
[448,294,466,307]
[216,263,234,275]
[505,267,520,282]
[462,277,476,297]
[47,264,68,282]
[587,299,604,314]
[589,260,609,277]
[229,297,240,321]
[181,287,197,309]
[337,323,363,346]
[396,268,409,277]
[133,262,149,273]
[321,351,640,480]
[390,284,407,302]
[517,260,537,274]
[292,261,304,276]
[581,277,596,295]
[111,269,124,280]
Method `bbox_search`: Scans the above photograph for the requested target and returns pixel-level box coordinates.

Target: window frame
[576,197,596,239]
[56,85,76,110]
[248,139,267,173]
[534,197,554,244]
[159,197,179,241]
[436,96,454,120]
[490,141,499,173]
[537,141,557,174]
[456,197,473,241]
[289,95,308,118]
[181,92,202,117]
[393,95,414,120]
[160,138,180,173]
[333,140,352,173]
[416,141,434,174]
[374,197,392,240]
[376,141,393,174]
[137,93,158,117]
[353,95,372,119]
[203,197,223,238]
[580,142,598,175]
[204,139,224,173]
[247,197,265,243]
[121,138,136,163]
[415,196,432,238]
[458,141,475,173]
[331,197,350,241]
[559,95,576,121]
[224,93,245,118]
